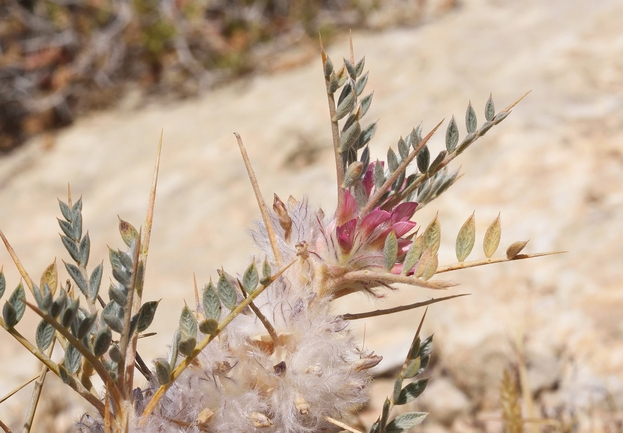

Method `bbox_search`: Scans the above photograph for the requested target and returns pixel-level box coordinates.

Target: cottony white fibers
[75,197,381,433]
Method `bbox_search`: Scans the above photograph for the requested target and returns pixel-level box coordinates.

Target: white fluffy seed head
[74,198,380,433]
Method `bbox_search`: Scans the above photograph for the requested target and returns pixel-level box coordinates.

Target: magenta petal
[360,209,391,236]
[338,190,358,223]
[392,221,416,238]
[336,218,357,252]
[391,202,419,223]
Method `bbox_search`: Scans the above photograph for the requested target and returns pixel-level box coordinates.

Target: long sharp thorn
[234,133,283,267]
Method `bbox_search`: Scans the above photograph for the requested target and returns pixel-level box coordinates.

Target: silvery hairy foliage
[0,41,557,433]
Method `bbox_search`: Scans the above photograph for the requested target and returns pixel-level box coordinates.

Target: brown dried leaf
[506,240,529,260]
[273,194,292,243]
[40,260,58,296]
[421,254,438,281]
[483,213,501,258]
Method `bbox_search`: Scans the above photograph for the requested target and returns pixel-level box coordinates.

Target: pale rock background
[1,0,622,431]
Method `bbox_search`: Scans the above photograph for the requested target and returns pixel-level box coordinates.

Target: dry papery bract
[0,41,560,433]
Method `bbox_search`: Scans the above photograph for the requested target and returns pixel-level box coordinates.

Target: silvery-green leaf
[58,200,72,221]
[494,111,509,123]
[338,121,361,153]
[61,298,79,328]
[416,145,430,173]
[102,301,124,333]
[380,398,391,429]
[334,83,355,121]
[179,305,197,342]
[61,235,80,262]
[93,327,112,357]
[483,213,501,258]
[323,56,333,77]
[3,302,18,328]
[359,93,373,118]
[36,319,55,350]
[71,197,82,218]
[445,116,459,152]
[414,124,423,148]
[108,344,122,363]
[392,376,403,404]
[108,284,127,306]
[65,262,88,297]
[199,318,218,336]
[466,101,477,133]
[485,94,495,121]
[344,58,356,79]
[40,261,58,296]
[8,283,25,323]
[77,313,97,339]
[32,283,43,309]
[118,218,139,248]
[155,359,171,385]
[403,357,421,379]
[374,160,385,189]
[71,211,82,242]
[402,236,423,275]
[355,56,365,77]
[39,284,53,312]
[436,168,459,196]
[79,233,90,267]
[428,150,447,174]
[136,300,159,333]
[58,219,77,241]
[370,421,380,433]
[387,148,399,172]
[358,121,377,150]
[217,273,236,310]
[50,289,67,318]
[419,335,433,358]
[355,72,368,96]
[89,263,103,301]
[455,212,476,262]
[341,113,356,133]
[506,240,529,260]
[398,137,409,160]
[0,271,4,299]
[422,215,441,255]
[360,146,370,175]
[242,263,259,294]
[392,170,406,192]
[383,231,398,271]
[353,180,367,208]
[65,343,81,374]
[386,412,427,432]
[112,268,132,288]
[108,249,123,271]
[396,379,429,405]
[203,282,221,321]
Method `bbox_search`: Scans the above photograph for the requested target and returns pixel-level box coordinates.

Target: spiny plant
[0,39,560,433]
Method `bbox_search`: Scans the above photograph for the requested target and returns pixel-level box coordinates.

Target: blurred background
[1,0,622,432]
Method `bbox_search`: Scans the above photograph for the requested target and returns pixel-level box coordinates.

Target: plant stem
[341,294,468,320]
